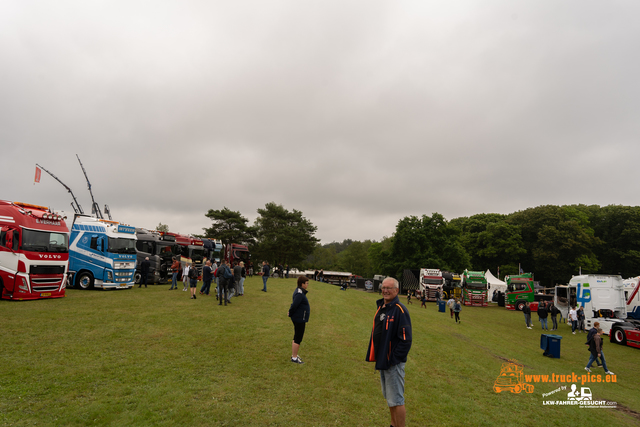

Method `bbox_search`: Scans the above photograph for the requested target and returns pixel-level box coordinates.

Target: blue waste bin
[540,334,562,358]
[438,300,446,313]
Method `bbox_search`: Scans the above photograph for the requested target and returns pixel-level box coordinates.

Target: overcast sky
[2,1,640,243]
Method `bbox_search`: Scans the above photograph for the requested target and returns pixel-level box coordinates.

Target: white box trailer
[555,274,626,336]
[623,276,640,320]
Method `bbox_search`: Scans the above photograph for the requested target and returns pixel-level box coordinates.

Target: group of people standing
[522,300,562,331]
[568,305,587,334]
[168,256,246,305]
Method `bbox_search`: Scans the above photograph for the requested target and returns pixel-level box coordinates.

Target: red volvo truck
[0,200,70,300]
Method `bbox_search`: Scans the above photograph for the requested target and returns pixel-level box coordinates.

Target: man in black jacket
[217,260,232,306]
[366,277,412,427]
[537,302,549,331]
[139,257,150,288]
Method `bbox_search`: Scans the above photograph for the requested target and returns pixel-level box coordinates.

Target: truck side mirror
[97,236,105,252]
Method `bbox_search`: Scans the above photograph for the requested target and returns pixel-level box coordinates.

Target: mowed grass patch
[1,277,639,426]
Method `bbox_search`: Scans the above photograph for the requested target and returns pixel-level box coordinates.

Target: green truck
[462,270,488,306]
[505,273,552,311]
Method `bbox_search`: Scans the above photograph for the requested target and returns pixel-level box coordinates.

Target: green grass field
[2,276,639,426]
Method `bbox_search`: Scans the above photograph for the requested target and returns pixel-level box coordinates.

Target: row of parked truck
[0,199,250,301]
[418,268,486,306]
[415,267,640,349]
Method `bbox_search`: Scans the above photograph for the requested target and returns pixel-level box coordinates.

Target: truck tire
[76,272,94,290]
[516,301,526,311]
[134,271,142,284]
[611,328,627,345]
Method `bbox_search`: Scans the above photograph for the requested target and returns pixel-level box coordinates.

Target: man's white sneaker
[606,371,615,375]
[291,357,304,364]
[585,367,591,373]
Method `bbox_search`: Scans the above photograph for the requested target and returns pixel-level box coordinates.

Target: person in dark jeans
[537,302,549,331]
[523,302,532,329]
[139,257,150,288]
[217,260,232,305]
[549,302,560,331]
[261,261,270,292]
[200,260,213,295]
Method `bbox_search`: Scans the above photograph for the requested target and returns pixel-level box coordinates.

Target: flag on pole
[34,166,41,184]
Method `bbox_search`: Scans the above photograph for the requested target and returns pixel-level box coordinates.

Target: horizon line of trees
[199,203,640,288]
[301,204,640,288]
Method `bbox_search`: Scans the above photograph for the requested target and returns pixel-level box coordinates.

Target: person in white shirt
[182,263,190,292]
[569,306,578,334]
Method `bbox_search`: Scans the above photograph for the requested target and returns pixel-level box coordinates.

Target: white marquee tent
[485,269,506,302]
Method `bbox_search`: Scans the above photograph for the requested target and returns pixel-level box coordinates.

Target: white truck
[623,276,640,320]
[555,274,640,349]
[419,268,444,301]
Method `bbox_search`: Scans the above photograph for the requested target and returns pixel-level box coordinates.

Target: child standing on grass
[421,292,427,308]
[454,299,461,323]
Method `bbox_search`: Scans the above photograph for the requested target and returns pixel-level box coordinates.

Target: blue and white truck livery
[69,215,137,290]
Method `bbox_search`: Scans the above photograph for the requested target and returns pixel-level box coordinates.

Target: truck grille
[30,265,65,275]
[32,284,61,292]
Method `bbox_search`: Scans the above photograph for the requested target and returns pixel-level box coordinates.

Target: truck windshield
[157,243,180,257]
[108,237,137,254]
[422,278,442,285]
[466,280,486,289]
[21,229,68,253]
[191,248,204,263]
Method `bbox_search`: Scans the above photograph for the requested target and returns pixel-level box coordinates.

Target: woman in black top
[288,275,310,364]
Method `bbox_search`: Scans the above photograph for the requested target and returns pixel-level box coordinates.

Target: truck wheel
[76,272,94,290]
[134,272,141,284]
[612,328,627,345]
[516,301,526,311]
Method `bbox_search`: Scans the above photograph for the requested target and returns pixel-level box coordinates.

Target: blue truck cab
[69,215,137,290]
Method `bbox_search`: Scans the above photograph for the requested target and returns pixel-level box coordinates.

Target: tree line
[202,203,640,288]
[302,204,640,288]
[202,203,319,268]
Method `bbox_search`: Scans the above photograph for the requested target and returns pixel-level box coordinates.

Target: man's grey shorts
[380,362,405,407]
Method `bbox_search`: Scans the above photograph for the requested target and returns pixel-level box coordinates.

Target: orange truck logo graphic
[494,361,534,394]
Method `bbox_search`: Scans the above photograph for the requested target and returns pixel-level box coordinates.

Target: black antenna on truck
[36,163,84,214]
[104,204,113,220]
[76,154,103,219]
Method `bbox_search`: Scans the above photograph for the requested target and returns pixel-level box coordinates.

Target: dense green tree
[156,223,169,233]
[323,239,354,254]
[476,222,526,276]
[509,205,601,286]
[252,202,319,267]
[203,207,255,245]
[588,205,640,278]
[303,244,338,271]
[368,236,394,277]
[388,213,469,278]
[336,240,374,277]
[451,213,507,270]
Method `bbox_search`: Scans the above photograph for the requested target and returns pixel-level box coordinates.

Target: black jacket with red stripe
[366,296,412,370]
